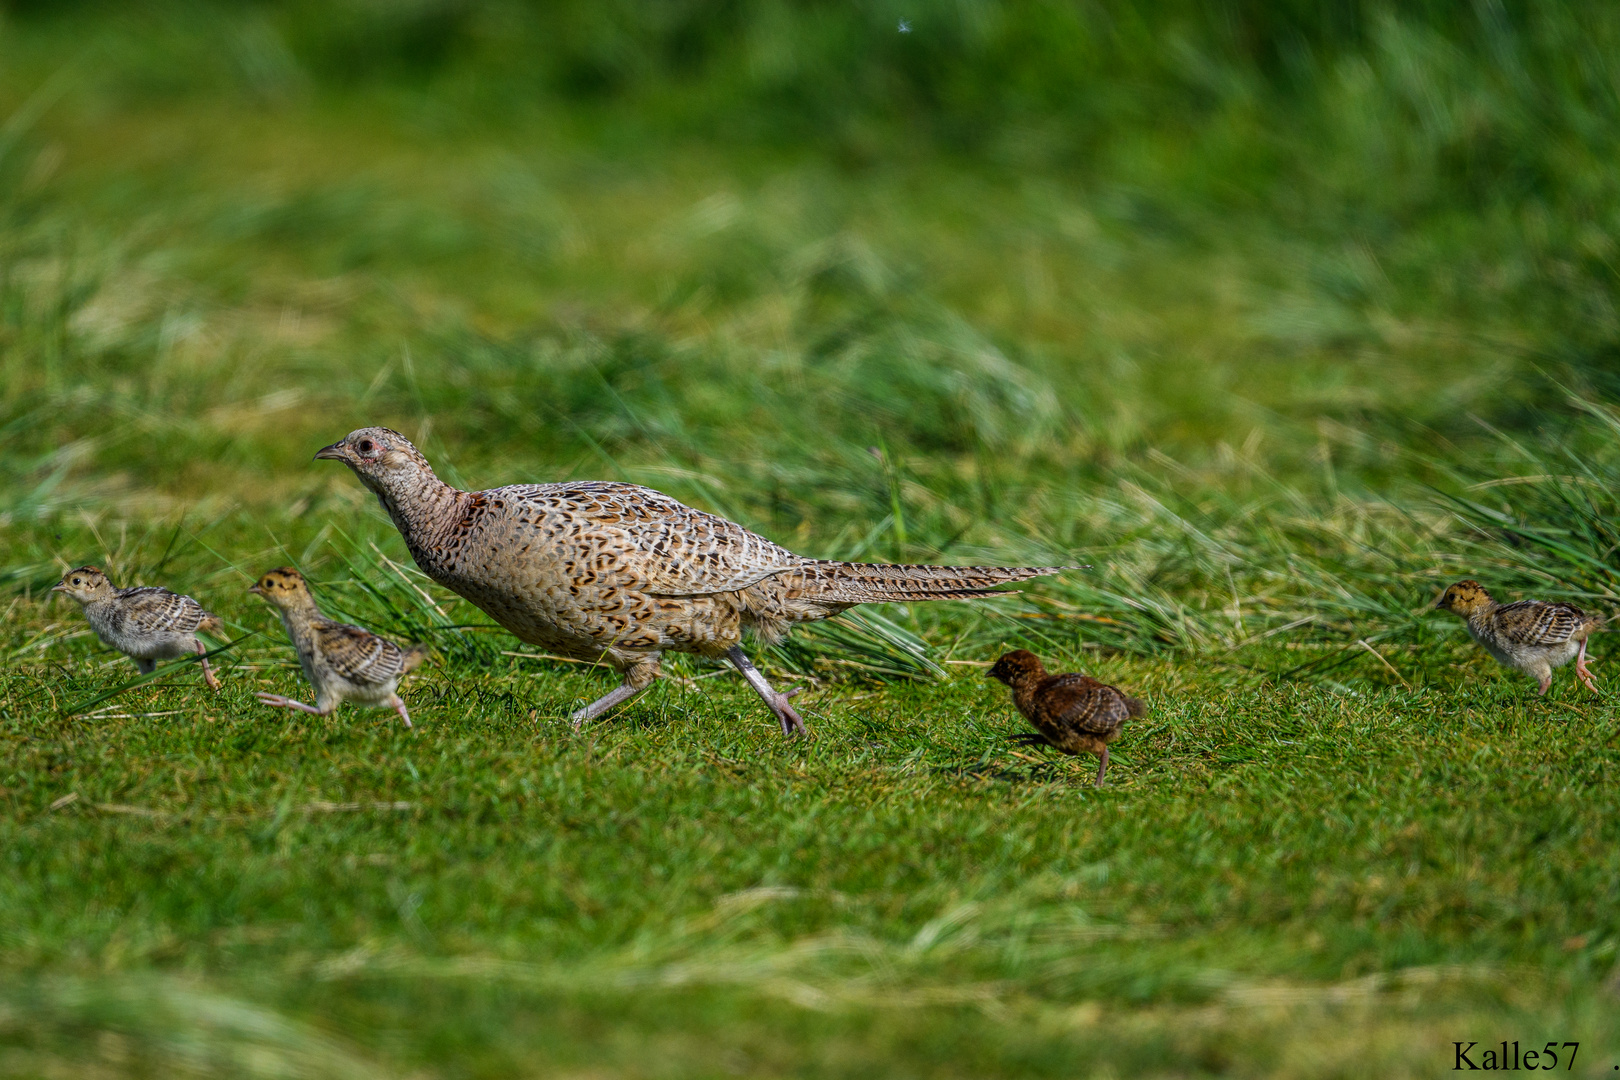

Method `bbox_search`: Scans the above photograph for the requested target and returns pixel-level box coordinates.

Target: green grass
[5,2,1620,1076]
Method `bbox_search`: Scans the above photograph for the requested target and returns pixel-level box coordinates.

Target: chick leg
[1537,673,1553,695]
[570,681,648,730]
[1576,639,1600,694]
[389,695,414,729]
[1095,747,1109,787]
[193,639,221,691]
[255,692,330,716]
[727,645,807,737]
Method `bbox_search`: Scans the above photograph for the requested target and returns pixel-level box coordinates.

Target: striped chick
[250,567,428,727]
[53,565,224,689]
[1436,579,1601,695]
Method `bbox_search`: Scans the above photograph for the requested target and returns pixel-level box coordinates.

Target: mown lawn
[4,3,1620,1077]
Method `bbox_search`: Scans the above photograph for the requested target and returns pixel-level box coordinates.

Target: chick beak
[50,581,66,593]
[313,441,347,462]
[248,584,264,596]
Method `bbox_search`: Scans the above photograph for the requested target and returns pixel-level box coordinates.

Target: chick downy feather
[1435,579,1601,695]
[251,567,427,727]
[988,649,1144,786]
[53,565,224,689]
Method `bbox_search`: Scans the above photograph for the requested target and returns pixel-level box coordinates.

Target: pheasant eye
[358,439,374,453]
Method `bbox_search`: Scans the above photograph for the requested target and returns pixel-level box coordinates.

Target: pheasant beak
[247,583,264,596]
[50,581,65,593]
[314,441,348,462]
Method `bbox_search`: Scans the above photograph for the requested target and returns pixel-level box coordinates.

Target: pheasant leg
[390,696,414,729]
[570,681,648,730]
[255,692,329,716]
[193,639,221,691]
[727,645,807,737]
[1576,639,1600,694]
[1095,747,1109,787]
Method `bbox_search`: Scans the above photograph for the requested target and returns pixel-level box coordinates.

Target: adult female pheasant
[316,427,1062,734]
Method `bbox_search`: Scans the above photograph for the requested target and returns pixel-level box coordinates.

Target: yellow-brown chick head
[1435,579,1495,617]
[248,567,312,608]
[988,649,1048,687]
[52,565,112,603]
[314,426,433,501]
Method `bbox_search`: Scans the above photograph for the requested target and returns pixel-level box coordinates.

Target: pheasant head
[249,566,318,614]
[1435,579,1496,618]
[52,565,113,604]
[315,426,435,495]
[987,649,1048,688]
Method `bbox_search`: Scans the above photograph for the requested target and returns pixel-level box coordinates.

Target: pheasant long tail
[795,561,1064,604]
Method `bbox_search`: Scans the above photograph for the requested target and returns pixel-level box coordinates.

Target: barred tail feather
[799,561,1063,604]
[402,645,431,673]
[197,612,226,637]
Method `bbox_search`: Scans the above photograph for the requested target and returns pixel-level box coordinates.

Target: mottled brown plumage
[53,565,225,689]
[315,427,1063,735]
[1435,579,1601,694]
[250,567,428,727]
[988,649,1144,785]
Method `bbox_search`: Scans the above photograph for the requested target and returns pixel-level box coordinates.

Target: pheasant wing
[1493,600,1592,647]
[1044,674,1130,736]
[315,622,411,686]
[115,587,206,635]
[513,482,808,596]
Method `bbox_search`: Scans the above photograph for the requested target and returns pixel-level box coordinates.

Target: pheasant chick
[250,567,427,727]
[1435,579,1600,695]
[988,649,1144,786]
[53,565,224,689]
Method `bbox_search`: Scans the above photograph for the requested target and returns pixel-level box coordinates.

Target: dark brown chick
[987,649,1144,786]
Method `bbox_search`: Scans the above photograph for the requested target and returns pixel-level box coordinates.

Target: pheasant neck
[372,470,468,550]
[1011,682,1042,717]
[274,594,322,629]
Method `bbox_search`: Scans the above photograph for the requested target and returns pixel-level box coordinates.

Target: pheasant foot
[1577,639,1600,694]
[256,692,326,716]
[390,695,414,729]
[194,639,221,691]
[570,682,649,730]
[727,645,809,737]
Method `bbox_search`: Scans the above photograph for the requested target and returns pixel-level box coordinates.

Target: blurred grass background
[6,1,1620,1076]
